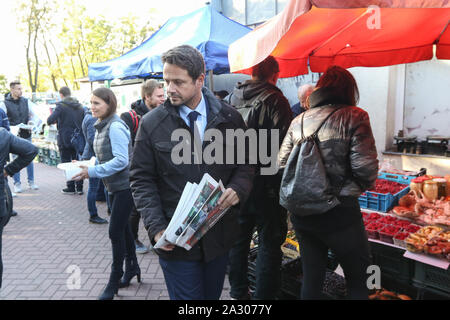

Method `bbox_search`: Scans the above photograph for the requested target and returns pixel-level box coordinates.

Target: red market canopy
[228,0,450,77]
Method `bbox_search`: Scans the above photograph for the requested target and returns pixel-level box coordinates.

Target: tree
[16,0,55,95]
[0,75,8,95]
[15,0,158,93]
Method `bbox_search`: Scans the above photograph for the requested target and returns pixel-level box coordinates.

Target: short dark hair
[316,65,360,106]
[59,86,71,97]
[161,45,205,81]
[251,56,279,81]
[92,87,117,118]
[10,81,21,88]
[141,79,163,99]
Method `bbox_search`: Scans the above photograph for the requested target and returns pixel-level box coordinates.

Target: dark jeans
[87,177,100,217]
[96,180,107,202]
[159,253,229,300]
[60,146,83,191]
[291,217,371,300]
[228,188,287,299]
[108,189,136,273]
[129,203,140,241]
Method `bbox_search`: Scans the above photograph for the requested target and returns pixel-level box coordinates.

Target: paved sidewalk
[1,162,231,300]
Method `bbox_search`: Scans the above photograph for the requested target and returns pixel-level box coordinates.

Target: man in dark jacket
[121,79,165,254]
[1,128,38,289]
[130,45,254,300]
[47,86,85,195]
[228,56,292,300]
[121,79,165,144]
[1,81,41,193]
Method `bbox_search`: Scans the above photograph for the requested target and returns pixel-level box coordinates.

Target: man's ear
[196,73,205,87]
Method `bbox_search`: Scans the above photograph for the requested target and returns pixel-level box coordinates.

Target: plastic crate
[377,172,415,184]
[377,168,426,184]
[379,226,402,244]
[359,178,410,212]
[370,242,414,284]
[412,262,450,294]
[49,149,59,159]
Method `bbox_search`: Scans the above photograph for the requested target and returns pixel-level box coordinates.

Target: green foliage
[15,0,157,92]
[0,75,8,95]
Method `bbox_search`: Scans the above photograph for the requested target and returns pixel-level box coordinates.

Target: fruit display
[393,232,410,248]
[366,222,384,239]
[368,179,408,195]
[379,225,402,244]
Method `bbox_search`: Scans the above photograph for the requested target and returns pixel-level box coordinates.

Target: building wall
[403,58,450,140]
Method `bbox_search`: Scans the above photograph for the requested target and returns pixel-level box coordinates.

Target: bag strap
[128,110,139,133]
[300,106,343,141]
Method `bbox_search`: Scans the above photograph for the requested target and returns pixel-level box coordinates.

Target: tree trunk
[49,39,69,87]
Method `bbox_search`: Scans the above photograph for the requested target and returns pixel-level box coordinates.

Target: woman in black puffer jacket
[278,65,378,300]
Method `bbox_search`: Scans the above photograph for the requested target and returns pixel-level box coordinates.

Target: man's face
[144,87,165,109]
[11,84,23,100]
[163,63,204,108]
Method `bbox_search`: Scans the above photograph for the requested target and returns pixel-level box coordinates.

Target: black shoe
[76,190,84,195]
[89,215,108,224]
[119,258,141,288]
[98,271,122,300]
[62,188,76,195]
[11,210,18,217]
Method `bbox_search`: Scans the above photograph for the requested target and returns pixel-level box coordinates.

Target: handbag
[70,122,86,157]
[279,106,345,217]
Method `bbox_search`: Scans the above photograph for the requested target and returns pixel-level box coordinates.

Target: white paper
[56,157,96,181]
[153,173,222,250]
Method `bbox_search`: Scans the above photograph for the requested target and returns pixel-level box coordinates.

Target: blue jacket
[0,108,10,131]
[81,112,97,160]
[290,102,306,119]
[0,128,38,218]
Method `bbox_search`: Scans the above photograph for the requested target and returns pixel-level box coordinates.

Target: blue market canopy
[88,6,251,81]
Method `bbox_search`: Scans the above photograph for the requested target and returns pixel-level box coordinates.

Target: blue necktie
[187,111,200,136]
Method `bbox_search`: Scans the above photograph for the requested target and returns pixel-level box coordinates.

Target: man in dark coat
[47,86,85,194]
[130,45,254,300]
[1,128,38,289]
[1,81,41,193]
[228,56,292,300]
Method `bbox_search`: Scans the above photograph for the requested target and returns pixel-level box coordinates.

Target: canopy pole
[208,70,214,92]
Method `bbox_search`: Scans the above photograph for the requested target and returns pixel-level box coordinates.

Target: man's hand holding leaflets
[154,173,238,251]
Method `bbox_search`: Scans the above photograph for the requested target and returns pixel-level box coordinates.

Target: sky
[0,0,210,82]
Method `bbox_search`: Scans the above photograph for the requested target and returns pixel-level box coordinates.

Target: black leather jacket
[278,87,378,199]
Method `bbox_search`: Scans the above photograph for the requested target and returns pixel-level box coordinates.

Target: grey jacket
[93,114,131,193]
[0,128,38,217]
[278,87,379,200]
